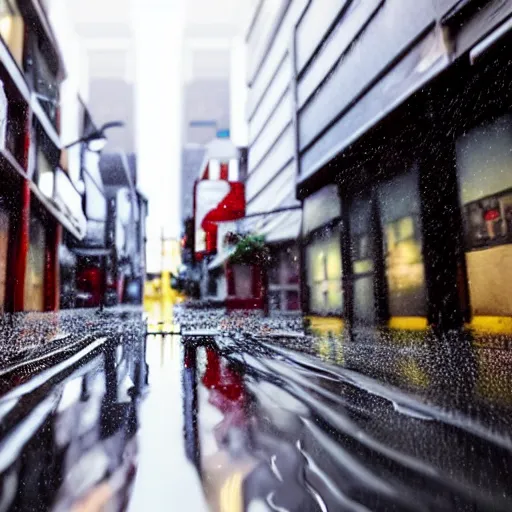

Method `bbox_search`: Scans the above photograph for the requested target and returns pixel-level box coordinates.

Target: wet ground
[0,305,511,511]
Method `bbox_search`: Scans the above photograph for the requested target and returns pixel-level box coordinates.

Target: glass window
[350,197,374,275]
[378,169,426,318]
[0,0,24,68]
[268,246,300,313]
[24,216,46,312]
[37,150,54,198]
[302,184,341,235]
[456,114,512,317]
[306,227,343,315]
[462,190,512,250]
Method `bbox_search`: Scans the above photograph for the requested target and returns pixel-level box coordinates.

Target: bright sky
[132,1,186,272]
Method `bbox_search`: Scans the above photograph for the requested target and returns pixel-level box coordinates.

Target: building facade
[0,0,96,312]
[247,0,512,330]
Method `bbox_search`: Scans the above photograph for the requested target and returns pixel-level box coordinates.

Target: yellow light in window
[354,259,374,274]
[398,216,414,240]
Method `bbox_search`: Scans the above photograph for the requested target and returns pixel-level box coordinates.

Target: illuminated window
[306,228,343,315]
[37,150,54,198]
[0,0,24,68]
[24,216,46,312]
[379,170,426,317]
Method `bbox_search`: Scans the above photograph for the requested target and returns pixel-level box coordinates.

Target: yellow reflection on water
[219,472,244,512]
[398,357,429,388]
[306,316,344,336]
[306,317,346,365]
[144,272,183,333]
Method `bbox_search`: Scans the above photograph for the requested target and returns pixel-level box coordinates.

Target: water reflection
[182,327,512,511]
[0,311,148,511]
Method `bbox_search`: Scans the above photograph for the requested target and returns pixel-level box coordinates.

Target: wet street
[0,305,511,511]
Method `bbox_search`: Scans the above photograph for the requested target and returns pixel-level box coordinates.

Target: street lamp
[65,120,125,152]
[64,120,124,313]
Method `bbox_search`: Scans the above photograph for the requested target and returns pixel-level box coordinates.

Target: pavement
[0,304,511,511]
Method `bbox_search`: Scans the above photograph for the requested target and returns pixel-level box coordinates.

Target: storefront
[302,185,343,316]
[289,0,512,331]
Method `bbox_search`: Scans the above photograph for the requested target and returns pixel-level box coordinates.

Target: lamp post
[64,120,124,312]
[64,121,125,151]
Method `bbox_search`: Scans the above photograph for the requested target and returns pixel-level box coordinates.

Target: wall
[245,0,307,215]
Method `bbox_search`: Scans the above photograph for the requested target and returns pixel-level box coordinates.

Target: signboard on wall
[194,180,245,259]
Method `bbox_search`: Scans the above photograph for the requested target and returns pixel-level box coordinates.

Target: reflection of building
[246,0,512,330]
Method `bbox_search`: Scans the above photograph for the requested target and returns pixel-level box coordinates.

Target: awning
[257,210,302,243]
[208,246,235,270]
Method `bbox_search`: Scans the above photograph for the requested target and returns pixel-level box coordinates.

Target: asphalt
[0,305,511,511]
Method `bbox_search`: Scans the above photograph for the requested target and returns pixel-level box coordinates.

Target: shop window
[0,0,24,68]
[379,170,426,318]
[24,216,46,311]
[302,184,341,236]
[306,227,343,315]
[33,41,60,128]
[463,190,512,250]
[0,205,9,312]
[456,114,512,317]
[268,246,300,312]
[37,149,54,198]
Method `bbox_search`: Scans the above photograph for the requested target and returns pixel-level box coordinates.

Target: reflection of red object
[202,348,249,439]
[202,348,244,404]
[484,209,500,222]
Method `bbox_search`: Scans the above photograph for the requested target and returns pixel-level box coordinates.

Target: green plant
[228,233,270,266]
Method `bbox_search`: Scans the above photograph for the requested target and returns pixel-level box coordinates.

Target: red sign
[194,180,245,259]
